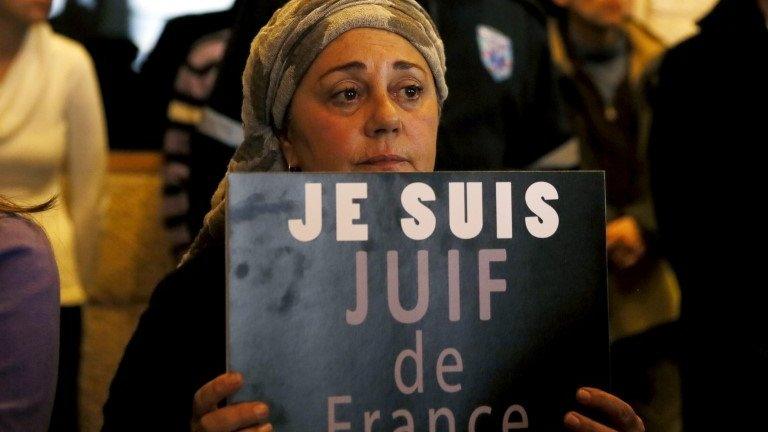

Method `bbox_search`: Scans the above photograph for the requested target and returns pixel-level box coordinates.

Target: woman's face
[0,0,51,25]
[281,28,440,173]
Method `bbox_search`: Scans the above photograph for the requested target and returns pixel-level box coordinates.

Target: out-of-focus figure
[50,0,140,151]
[137,5,239,153]
[162,0,283,259]
[155,0,247,260]
[0,197,59,432]
[548,0,681,429]
[0,0,108,430]
[649,0,768,429]
[427,0,575,172]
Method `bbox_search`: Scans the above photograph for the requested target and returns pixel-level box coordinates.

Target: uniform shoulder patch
[476,24,514,83]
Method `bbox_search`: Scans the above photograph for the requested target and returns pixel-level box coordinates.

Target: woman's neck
[566,11,624,53]
[0,14,30,82]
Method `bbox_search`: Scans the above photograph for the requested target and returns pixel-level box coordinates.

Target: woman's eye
[343,88,358,100]
[333,87,359,104]
[401,85,423,100]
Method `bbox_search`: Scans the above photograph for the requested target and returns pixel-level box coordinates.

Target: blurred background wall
[80,152,174,431]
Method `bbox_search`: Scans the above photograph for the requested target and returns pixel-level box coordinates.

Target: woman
[0,197,59,431]
[1,0,107,430]
[103,1,644,431]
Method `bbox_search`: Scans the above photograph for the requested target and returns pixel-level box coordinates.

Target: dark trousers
[678,312,768,430]
[49,306,82,432]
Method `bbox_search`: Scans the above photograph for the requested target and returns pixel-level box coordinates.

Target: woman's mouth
[357,154,411,171]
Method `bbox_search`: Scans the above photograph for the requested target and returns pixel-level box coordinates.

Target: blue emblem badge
[476,24,514,82]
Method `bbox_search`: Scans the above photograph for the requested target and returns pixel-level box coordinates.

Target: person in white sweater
[0,0,107,430]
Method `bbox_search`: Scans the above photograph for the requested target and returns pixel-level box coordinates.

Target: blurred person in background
[649,0,768,429]
[138,3,240,155]
[426,0,575,172]
[162,0,282,260]
[0,0,108,429]
[547,0,681,429]
[157,0,249,260]
[50,0,140,151]
[0,197,59,431]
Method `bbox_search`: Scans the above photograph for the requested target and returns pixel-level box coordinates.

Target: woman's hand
[606,216,646,269]
[564,387,644,432]
[191,372,272,432]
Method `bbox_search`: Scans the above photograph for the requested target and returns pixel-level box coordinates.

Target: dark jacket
[550,19,679,341]
[433,0,572,170]
[648,0,768,427]
[101,240,227,431]
[650,0,768,325]
[187,0,285,238]
[550,18,662,231]
[136,9,239,151]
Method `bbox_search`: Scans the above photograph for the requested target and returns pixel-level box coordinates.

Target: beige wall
[81,151,175,431]
[91,152,175,302]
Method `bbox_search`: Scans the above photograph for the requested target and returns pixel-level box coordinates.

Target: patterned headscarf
[181,0,447,263]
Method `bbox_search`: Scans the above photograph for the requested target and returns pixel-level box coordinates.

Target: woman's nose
[364,92,402,138]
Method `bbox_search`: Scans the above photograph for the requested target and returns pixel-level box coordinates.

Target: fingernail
[256,423,273,432]
[564,412,580,428]
[254,403,269,418]
[577,388,591,403]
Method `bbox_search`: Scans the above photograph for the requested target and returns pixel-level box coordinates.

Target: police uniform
[428,0,573,170]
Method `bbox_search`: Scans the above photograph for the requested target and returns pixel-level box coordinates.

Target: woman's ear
[278,133,300,170]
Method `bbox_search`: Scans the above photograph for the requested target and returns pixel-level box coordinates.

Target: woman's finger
[193,372,244,417]
[576,388,645,432]
[237,423,274,432]
[199,402,270,432]
[564,411,617,432]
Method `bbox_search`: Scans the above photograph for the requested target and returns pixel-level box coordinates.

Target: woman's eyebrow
[393,61,426,74]
[320,61,366,79]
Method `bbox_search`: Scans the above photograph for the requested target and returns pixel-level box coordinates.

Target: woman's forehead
[310,28,430,77]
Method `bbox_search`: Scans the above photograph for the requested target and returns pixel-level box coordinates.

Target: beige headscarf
[182,0,447,263]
